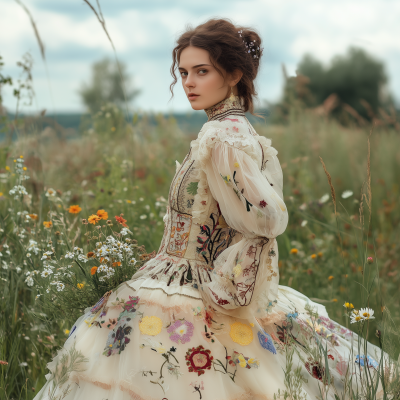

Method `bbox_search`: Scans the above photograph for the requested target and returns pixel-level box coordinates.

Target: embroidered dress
[34,97,384,400]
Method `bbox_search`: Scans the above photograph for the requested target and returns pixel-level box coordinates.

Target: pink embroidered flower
[233,126,239,132]
[124,296,140,312]
[167,319,195,344]
[259,200,267,208]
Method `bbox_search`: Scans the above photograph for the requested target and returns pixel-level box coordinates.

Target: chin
[190,102,205,111]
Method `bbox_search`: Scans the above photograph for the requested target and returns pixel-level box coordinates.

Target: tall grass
[0,105,399,399]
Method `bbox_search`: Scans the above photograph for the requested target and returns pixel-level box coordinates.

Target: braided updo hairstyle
[170,18,263,114]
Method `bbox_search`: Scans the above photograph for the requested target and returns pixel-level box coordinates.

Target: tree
[279,47,393,122]
[79,58,140,113]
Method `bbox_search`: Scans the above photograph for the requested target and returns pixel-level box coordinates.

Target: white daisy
[318,194,330,204]
[359,307,375,321]
[350,310,363,324]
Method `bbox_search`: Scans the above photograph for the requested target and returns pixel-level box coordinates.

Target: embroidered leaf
[186,181,199,195]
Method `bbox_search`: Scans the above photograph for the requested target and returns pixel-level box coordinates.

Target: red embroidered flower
[305,357,325,381]
[201,201,207,205]
[115,214,128,227]
[185,345,213,376]
[259,200,267,208]
[233,126,239,132]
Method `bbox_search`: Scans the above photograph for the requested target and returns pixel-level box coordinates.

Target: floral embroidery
[167,211,192,257]
[102,296,141,357]
[228,351,260,369]
[305,357,325,381]
[167,319,195,344]
[257,331,277,354]
[214,347,259,382]
[185,345,213,376]
[201,325,215,343]
[187,181,199,195]
[259,200,267,208]
[139,316,163,336]
[190,381,204,399]
[209,288,230,305]
[233,126,239,133]
[234,161,239,168]
[229,322,253,346]
[140,338,181,394]
[355,355,379,370]
[233,263,242,277]
[220,174,231,185]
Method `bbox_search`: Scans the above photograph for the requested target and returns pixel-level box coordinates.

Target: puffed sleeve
[199,139,288,319]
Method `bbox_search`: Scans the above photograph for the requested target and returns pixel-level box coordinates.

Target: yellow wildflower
[69,205,82,214]
[311,254,317,259]
[88,214,101,225]
[328,275,334,281]
[290,248,298,254]
[317,252,323,257]
[64,329,70,335]
[43,221,53,228]
[96,209,108,220]
[5,166,10,171]
[77,283,85,289]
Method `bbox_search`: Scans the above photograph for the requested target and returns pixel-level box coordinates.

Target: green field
[0,106,399,398]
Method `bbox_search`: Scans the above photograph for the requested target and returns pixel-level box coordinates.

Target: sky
[1,0,400,114]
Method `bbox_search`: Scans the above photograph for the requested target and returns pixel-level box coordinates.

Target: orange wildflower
[87,252,95,258]
[311,254,317,259]
[90,266,98,275]
[88,214,101,225]
[112,261,121,267]
[43,221,52,228]
[29,213,38,220]
[100,257,105,263]
[97,209,108,220]
[328,275,334,281]
[69,205,82,214]
[115,214,128,227]
[290,248,298,254]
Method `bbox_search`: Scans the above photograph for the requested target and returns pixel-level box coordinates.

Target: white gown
[34,96,384,400]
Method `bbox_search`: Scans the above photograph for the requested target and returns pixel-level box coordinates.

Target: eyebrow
[178,64,211,70]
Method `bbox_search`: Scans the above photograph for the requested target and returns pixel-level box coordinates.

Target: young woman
[35,18,384,400]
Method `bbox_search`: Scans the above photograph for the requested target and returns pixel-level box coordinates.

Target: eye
[198,69,208,75]
[180,71,188,77]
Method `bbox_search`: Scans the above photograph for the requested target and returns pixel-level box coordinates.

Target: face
[178,46,241,111]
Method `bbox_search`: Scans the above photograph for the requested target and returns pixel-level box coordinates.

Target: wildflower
[350,310,363,324]
[77,283,85,289]
[56,282,65,292]
[300,220,308,227]
[343,302,354,310]
[69,205,82,214]
[332,298,338,302]
[97,209,108,220]
[129,258,137,265]
[87,251,95,258]
[64,329,70,335]
[120,227,132,236]
[19,362,28,367]
[5,166,10,171]
[311,254,317,259]
[88,214,101,225]
[140,215,147,220]
[65,252,74,259]
[90,266,98,275]
[112,261,121,267]
[290,248,298,254]
[41,251,53,260]
[28,213,38,220]
[106,219,113,226]
[359,307,375,321]
[115,214,128,227]
[318,194,330,204]
[341,190,353,199]
[317,252,323,257]
[0,360,8,365]
[43,221,52,229]
[328,275,334,281]
[45,188,56,197]
[367,257,373,264]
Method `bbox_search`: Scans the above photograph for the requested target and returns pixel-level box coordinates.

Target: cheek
[202,73,224,92]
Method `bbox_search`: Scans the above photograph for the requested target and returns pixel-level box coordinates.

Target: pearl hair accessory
[238,30,263,59]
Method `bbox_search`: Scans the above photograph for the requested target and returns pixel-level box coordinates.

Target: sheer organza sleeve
[198,135,288,320]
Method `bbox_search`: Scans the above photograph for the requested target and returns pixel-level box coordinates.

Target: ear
[229,69,243,86]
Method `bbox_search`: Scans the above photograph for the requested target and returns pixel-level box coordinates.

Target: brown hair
[170,18,263,115]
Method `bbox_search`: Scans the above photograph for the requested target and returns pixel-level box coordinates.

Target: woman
[35,18,384,400]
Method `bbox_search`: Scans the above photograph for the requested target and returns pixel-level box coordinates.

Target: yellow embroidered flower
[229,322,253,346]
[234,162,239,168]
[238,354,246,368]
[139,316,163,336]
[233,264,242,278]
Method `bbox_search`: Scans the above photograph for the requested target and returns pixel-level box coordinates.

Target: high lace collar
[204,95,245,122]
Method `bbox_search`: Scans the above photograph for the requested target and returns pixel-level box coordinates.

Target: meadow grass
[0,107,399,398]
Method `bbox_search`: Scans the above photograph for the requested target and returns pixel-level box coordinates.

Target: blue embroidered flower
[257,331,276,354]
[355,355,379,370]
[286,312,298,319]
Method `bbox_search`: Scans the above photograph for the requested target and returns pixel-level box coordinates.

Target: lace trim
[138,285,204,300]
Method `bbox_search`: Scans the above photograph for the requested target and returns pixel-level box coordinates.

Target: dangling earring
[229,86,236,101]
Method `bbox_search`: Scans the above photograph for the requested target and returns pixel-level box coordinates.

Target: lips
[188,93,199,100]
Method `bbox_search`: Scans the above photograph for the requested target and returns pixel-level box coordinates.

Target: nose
[184,72,195,90]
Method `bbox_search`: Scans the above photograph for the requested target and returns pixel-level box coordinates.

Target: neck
[204,95,245,122]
